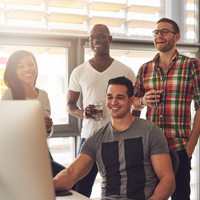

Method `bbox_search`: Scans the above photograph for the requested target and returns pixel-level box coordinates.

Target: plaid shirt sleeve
[134,64,146,97]
[190,58,200,110]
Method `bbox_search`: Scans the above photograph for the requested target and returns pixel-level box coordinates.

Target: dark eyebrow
[106,94,127,98]
[116,94,127,97]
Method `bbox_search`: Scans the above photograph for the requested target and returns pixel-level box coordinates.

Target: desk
[56,190,92,200]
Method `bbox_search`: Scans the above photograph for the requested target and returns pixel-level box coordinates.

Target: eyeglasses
[152,29,177,36]
[89,33,110,40]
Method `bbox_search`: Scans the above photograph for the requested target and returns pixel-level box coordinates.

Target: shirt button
[160,115,163,118]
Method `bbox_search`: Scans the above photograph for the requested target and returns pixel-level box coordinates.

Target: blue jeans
[73,138,98,197]
[171,149,191,200]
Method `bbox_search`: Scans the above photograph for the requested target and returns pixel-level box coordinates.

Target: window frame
[0,32,200,200]
[1,33,200,138]
[0,32,82,137]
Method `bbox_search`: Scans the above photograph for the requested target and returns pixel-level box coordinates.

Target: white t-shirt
[69,59,136,138]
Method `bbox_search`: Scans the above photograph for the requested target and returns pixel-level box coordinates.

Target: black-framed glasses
[152,29,177,36]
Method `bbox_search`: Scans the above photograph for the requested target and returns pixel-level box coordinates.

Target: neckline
[87,59,114,74]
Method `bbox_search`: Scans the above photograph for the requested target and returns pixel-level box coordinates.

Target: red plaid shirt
[134,50,200,150]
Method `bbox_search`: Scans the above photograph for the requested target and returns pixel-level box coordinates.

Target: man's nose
[111,97,118,104]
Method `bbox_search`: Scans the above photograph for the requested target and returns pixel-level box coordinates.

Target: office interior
[0,0,199,199]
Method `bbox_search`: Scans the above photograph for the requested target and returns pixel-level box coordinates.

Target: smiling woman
[1,50,65,177]
[0,46,68,126]
[2,50,52,132]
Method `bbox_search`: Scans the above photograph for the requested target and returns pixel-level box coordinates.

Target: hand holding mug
[84,103,103,121]
[143,90,163,107]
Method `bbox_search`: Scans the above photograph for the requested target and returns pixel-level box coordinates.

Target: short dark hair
[157,18,180,34]
[107,76,134,97]
[91,24,111,35]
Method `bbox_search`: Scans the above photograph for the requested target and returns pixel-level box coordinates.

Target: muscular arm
[149,153,175,200]
[67,90,84,119]
[53,154,94,191]
[186,108,200,157]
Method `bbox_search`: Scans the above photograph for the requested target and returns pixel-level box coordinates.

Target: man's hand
[142,90,162,107]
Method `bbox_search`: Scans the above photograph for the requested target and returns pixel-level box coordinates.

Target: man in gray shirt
[54,76,175,200]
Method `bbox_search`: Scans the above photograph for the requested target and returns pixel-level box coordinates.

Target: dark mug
[155,90,163,106]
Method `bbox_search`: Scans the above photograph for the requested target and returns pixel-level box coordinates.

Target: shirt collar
[153,50,179,64]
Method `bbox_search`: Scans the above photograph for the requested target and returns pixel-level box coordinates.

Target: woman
[1,50,65,176]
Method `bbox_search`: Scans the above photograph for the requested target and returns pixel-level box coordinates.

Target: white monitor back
[0,100,55,200]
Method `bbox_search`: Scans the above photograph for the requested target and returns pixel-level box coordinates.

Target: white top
[1,88,51,117]
[1,88,53,137]
[69,59,136,138]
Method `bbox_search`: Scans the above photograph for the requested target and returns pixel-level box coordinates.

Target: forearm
[67,103,84,119]
[149,176,175,200]
[187,109,200,155]
[53,154,94,191]
[53,168,77,191]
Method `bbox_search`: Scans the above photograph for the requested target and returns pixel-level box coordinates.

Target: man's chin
[111,113,122,119]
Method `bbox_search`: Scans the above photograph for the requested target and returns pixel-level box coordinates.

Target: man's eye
[162,30,168,34]
[116,96,125,100]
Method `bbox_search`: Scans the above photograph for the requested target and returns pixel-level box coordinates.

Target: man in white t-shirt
[67,24,136,197]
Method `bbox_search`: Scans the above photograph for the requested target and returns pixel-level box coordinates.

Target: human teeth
[24,74,32,77]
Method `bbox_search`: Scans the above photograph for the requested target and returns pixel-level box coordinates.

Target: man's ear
[175,33,180,42]
[108,35,112,44]
[130,95,135,104]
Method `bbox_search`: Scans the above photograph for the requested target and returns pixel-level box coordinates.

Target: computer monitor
[0,100,55,200]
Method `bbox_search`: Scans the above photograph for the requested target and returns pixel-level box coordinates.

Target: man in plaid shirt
[134,18,200,200]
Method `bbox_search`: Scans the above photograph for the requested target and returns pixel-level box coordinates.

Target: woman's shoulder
[37,88,48,95]
[1,88,13,100]
[36,88,49,100]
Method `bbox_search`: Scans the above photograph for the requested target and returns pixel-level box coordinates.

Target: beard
[155,38,176,53]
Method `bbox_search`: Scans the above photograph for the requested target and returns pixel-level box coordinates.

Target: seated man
[53,76,175,200]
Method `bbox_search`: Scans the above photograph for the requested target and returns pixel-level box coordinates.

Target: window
[0,0,199,199]
[0,0,198,42]
[0,45,67,125]
[0,36,79,137]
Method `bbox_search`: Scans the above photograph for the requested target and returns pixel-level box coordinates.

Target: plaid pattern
[134,50,200,150]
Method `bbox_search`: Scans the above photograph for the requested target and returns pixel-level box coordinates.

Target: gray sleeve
[80,134,96,161]
[149,124,169,155]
